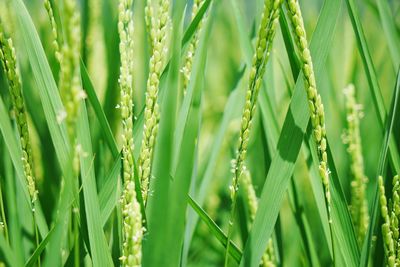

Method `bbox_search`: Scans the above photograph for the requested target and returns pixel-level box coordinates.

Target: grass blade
[344,0,400,173]
[188,195,242,263]
[0,233,22,267]
[183,66,246,254]
[80,59,118,158]
[77,102,113,266]
[99,154,122,225]
[24,227,55,267]
[375,0,400,69]
[181,0,212,47]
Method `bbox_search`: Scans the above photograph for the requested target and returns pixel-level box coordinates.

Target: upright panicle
[181,0,206,96]
[144,0,154,52]
[44,0,61,61]
[139,0,171,203]
[0,25,37,202]
[118,0,143,266]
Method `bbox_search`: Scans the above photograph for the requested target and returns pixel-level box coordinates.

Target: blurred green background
[0,0,399,266]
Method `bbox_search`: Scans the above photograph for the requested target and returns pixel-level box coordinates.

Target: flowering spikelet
[378,176,397,266]
[0,27,37,202]
[225,0,281,265]
[181,0,205,95]
[118,0,143,266]
[285,0,332,221]
[138,0,170,203]
[144,0,154,51]
[43,0,61,61]
[342,84,369,244]
[121,180,143,266]
[241,170,258,221]
[58,0,86,144]
[241,170,276,267]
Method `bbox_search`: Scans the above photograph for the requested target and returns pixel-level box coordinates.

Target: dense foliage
[0,0,399,266]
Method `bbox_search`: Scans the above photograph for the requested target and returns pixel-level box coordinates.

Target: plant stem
[32,202,40,267]
[0,181,9,244]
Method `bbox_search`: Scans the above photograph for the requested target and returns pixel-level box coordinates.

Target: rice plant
[0,0,399,266]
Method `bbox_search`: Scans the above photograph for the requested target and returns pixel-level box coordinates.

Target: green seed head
[181,0,206,95]
[0,27,37,202]
[118,0,143,265]
[44,0,61,60]
[139,0,171,203]
[120,181,143,267]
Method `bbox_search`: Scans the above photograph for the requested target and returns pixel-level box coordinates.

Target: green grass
[0,0,399,266]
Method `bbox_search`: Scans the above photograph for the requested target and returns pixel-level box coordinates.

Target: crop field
[0,0,399,266]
